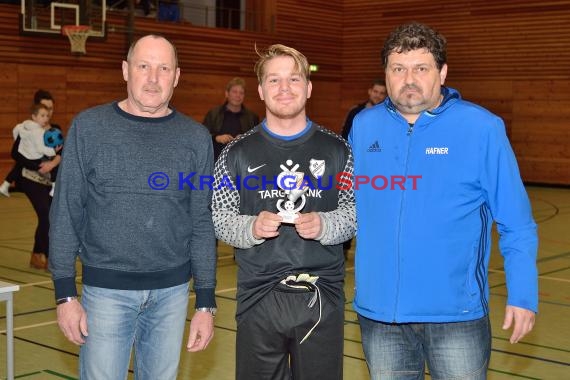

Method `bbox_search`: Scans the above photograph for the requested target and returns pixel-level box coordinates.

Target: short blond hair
[226,77,246,92]
[254,44,310,84]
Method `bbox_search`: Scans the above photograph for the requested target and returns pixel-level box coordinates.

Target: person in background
[1,89,62,197]
[34,89,61,131]
[350,22,538,379]
[339,79,387,258]
[4,103,60,269]
[203,77,259,160]
[1,104,53,197]
[2,89,63,267]
[49,34,217,379]
[341,79,387,140]
[14,103,60,164]
[212,44,355,380]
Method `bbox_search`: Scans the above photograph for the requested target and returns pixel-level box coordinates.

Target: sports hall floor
[0,185,569,379]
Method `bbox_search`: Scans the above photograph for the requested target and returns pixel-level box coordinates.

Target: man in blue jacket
[350,22,538,379]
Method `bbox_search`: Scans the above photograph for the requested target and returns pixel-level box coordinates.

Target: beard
[393,85,428,113]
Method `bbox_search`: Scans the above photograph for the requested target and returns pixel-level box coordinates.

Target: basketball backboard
[21,0,106,38]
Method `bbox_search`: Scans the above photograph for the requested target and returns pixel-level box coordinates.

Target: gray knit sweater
[49,102,217,308]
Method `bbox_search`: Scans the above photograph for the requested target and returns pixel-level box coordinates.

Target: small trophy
[276,171,308,224]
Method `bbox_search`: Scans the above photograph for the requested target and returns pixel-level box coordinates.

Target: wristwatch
[195,307,217,317]
[56,296,78,305]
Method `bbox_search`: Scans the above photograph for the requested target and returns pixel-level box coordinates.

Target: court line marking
[9,320,58,333]
[489,268,570,283]
[19,279,61,288]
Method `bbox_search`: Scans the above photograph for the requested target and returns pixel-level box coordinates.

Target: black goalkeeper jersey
[212,122,355,319]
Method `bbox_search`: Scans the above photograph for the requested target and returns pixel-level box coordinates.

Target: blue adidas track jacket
[350,87,538,323]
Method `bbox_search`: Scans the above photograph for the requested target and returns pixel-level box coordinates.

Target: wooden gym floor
[0,185,569,379]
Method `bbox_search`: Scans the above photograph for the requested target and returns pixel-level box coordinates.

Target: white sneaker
[0,181,10,197]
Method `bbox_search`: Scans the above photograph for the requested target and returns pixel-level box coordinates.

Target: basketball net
[62,25,91,54]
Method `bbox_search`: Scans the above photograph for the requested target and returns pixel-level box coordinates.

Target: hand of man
[56,299,88,345]
[502,305,535,344]
[215,134,234,144]
[252,211,283,239]
[186,311,214,352]
[294,212,322,240]
[39,155,61,174]
[38,160,55,174]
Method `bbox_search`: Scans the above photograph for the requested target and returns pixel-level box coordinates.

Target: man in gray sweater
[49,34,217,379]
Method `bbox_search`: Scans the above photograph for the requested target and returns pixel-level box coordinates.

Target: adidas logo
[367,141,382,152]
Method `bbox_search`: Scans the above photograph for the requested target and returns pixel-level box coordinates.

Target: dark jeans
[359,314,491,380]
[19,177,52,256]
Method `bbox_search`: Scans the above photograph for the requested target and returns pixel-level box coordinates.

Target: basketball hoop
[62,25,91,54]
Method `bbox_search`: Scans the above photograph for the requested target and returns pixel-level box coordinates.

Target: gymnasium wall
[0,0,343,175]
[341,0,570,185]
[0,0,569,184]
